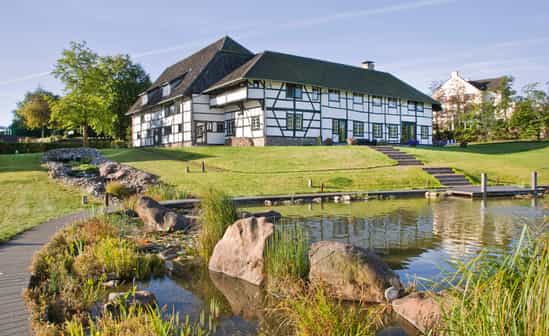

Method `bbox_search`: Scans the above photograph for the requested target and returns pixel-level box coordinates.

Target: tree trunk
[82,124,89,147]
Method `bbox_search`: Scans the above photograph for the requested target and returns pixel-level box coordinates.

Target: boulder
[104,290,156,315]
[308,241,402,303]
[391,291,450,334]
[135,196,189,232]
[208,216,274,285]
[47,161,71,178]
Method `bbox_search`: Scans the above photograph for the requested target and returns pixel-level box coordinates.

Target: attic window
[162,84,171,97]
[286,83,302,99]
[141,94,148,106]
[170,74,185,90]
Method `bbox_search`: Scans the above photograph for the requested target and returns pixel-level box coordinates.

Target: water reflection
[272,198,547,285]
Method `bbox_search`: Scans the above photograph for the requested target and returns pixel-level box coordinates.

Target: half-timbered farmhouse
[128,36,440,147]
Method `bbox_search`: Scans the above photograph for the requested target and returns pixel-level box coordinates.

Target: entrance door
[334,119,347,143]
[153,128,161,146]
[194,122,206,145]
[401,122,416,144]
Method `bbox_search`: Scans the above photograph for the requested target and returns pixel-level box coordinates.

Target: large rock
[104,290,157,315]
[135,196,189,232]
[208,216,274,285]
[42,147,104,163]
[308,241,402,303]
[391,291,451,334]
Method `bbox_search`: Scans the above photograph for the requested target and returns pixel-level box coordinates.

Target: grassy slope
[400,141,549,185]
[103,146,439,196]
[0,154,91,242]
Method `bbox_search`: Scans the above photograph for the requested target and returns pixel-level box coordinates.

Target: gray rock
[391,291,451,334]
[208,216,274,285]
[104,290,157,314]
[308,241,402,303]
[135,196,190,232]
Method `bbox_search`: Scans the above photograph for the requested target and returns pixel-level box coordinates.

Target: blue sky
[1,0,548,126]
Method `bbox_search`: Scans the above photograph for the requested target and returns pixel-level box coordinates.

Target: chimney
[361,60,375,70]
[451,71,460,78]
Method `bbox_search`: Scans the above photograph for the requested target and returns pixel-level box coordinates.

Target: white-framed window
[163,126,172,135]
[311,87,321,101]
[225,119,235,136]
[251,116,261,130]
[388,97,398,108]
[408,100,424,112]
[417,102,424,112]
[286,113,303,130]
[373,123,383,138]
[141,94,148,106]
[353,93,364,105]
[250,80,261,88]
[216,122,224,133]
[388,124,399,138]
[353,121,364,137]
[162,84,171,97]
[421,126,429,139]
[286,83,303,99]
[329,89,340,102]
[206,122,214,132]
[372,96,382,107]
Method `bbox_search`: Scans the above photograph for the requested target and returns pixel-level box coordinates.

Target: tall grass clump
[105,181,132,199]
[197,189,237,262]
[443,226,548,336]
[25,217,164,334]
[264,223,309,282]
[145,182,188,201]
[267,280,383,336]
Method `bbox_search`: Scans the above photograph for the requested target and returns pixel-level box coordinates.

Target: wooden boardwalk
[0,211,90,336]
[447,185,543,198]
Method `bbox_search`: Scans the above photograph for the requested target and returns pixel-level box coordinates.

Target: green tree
[16,89,58,138]
[510,83,549,140]
[51,41,114,146]
[100,55,150,140]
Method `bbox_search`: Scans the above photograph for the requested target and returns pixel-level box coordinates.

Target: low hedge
[0,139,127,154]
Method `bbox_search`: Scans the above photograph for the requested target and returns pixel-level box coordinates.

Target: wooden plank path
[0,211,91,336]
[447,185,543,198]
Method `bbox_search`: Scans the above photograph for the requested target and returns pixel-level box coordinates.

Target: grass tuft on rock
[442,226,549,336]
[266,280,383,336]
[264,223,309,282]
[197,188,237,262]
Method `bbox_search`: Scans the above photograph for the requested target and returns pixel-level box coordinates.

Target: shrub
[144,183,188,201]
[264,224,309,282]
[105,181,132,199]
[323,138,333,146]
[443,227,548,336]
[347,137,357,145]
[197,189,237,262]
[25,217,164,334]
[267,280,383,336]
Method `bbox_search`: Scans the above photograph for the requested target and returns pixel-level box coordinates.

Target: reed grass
[145,182,188,201]
[443,225,549,336]
[264,223,309,282]
[266,280,383,336]
[197,189,237,262]
[105,181,132,199]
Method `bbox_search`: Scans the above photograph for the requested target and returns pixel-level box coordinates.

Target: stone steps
[370,145,424,166]
[423,167,472,187]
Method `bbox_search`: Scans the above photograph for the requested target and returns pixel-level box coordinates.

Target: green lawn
[400,141,549,186]
[0,154,93,242]
[102,146,439,196]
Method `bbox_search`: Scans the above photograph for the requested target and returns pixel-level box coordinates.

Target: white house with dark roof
[128,36,440,147]
[432,71,512,131]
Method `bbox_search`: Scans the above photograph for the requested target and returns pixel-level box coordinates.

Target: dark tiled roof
[128,36,253,114]
[206,51,439,106]
[468,77,506,91]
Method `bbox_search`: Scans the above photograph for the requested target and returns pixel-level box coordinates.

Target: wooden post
[481,173,487,198]
[201,161,205,173]
[104,192,110,207]
[320,183,324,193]
[81,195,88,205]
[531,171,538,192]
[185,166,190,173]
[308,179,313,188]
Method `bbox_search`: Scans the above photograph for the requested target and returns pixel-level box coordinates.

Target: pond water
[135,197,547,335]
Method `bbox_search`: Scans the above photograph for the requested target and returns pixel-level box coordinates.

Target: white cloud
[0,71,50,86]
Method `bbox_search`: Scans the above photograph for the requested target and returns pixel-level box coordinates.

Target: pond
[136,197,548,335]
